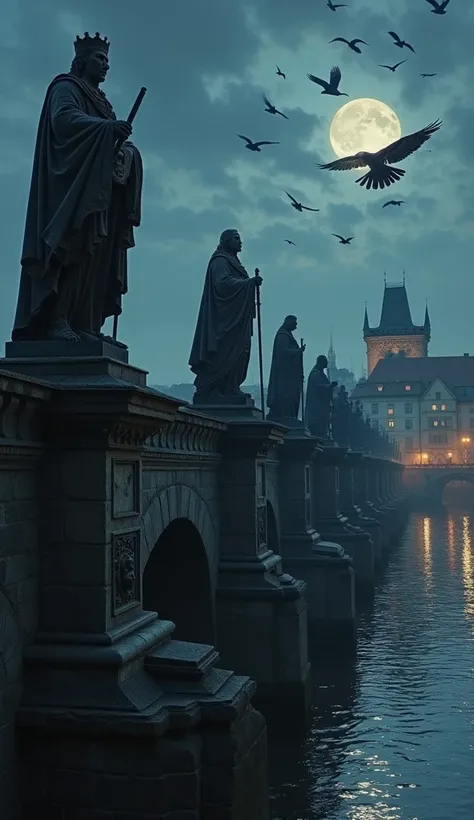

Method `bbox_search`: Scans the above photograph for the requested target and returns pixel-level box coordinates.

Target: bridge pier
[363,457,393,553]
[342,451,383,568]
[275,432,355,640]
[310,444,374,595]
[1,354,270,820]
[384,461,408,539]
[216,421,311,716]
[352,457,387,564]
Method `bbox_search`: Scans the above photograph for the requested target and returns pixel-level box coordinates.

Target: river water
[269,511,474,820]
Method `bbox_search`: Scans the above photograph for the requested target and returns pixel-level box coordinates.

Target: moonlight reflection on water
[269,512,474,820]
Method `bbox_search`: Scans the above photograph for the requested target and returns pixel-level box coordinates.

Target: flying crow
[318,120,442,190]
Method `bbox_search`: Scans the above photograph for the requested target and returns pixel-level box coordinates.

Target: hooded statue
[305,354,338,439]
[11,32,143,345]
[189,229,261,401]
[266,315,304,424]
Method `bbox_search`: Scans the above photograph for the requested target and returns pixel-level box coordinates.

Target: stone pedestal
[277,431,355,635]
[216,420,311,716]
[2,350,270,820]
[312,444,374,590]
[192,392,263,421]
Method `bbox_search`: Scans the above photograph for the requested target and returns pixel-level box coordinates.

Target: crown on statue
[74,32,110,56]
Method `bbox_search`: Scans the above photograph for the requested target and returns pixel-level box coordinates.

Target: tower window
[377,385,383,392]
[371,403,379,414]
[405,419,413,430]
[435,392,441,400]
[387,406,394,415]
[388,420,395,429]
[431,404,438,411]
[441,404,446,411]
[405,385,411,391]
[405,403,413,414]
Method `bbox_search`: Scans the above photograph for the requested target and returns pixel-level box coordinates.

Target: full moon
[329,98,401,158]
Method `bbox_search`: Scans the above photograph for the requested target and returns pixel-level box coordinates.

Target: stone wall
[0,372,48,818]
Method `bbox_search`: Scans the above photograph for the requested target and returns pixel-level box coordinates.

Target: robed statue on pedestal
[189,229,262,402]
[11,32,143,346]
[267,315,305,425]
[305,354,338,439]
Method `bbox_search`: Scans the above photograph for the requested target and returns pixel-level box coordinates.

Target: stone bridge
[0,354,407,819]
[404,464,474,503]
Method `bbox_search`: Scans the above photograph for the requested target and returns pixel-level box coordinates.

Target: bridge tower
[364,276,431,375]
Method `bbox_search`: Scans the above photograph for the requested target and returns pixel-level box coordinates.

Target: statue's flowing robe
[189,250,255,396]
[305,366,333,438]
[12,73,143,340]
[266,326,302,421]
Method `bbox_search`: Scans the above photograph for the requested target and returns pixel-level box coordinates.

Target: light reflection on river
[269,512,474,819]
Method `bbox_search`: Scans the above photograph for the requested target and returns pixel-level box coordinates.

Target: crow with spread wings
[318,120,442,190]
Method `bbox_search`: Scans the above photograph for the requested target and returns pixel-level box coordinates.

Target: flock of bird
[237,0,450,247]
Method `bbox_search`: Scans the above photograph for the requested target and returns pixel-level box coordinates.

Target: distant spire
[403,269,406,285]
[424,300,431,330]
[383,270,387,285]
[328,331,336,373]
[363,303,370,333]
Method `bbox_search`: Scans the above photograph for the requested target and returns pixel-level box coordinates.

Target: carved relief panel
[112,459,140,518]
[256,461,267,551]
[112,529,140,615]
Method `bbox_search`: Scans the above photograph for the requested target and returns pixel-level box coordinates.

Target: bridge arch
[141,484,217,645]
[425,472,474,492]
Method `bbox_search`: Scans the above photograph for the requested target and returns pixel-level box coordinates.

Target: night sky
[0,0,471,384]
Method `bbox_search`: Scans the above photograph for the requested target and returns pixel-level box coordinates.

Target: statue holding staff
[11,32,144,346]
[189,229,263,402]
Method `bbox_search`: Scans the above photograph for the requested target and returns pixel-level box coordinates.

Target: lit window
[388,420,395,429]
[405,385,411,391]
[441,404,446,411]
[388,406,394,415]
[432,404,438,411]
[433,420,439,427]
[377,385,383,392]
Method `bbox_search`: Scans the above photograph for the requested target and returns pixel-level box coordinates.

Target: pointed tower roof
[363,304,369,333]
[424,302,431,331]
[364,280,429,340]
[379,283,413,331]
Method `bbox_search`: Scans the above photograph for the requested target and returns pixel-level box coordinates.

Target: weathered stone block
[41,543,109,587]
[12,471,37,501]
[62,500,109,544]
[39,584,110,633]
[3,552,37,586]
[60,451,109,500]
[4,500,37,525]
[0,473,14,502]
